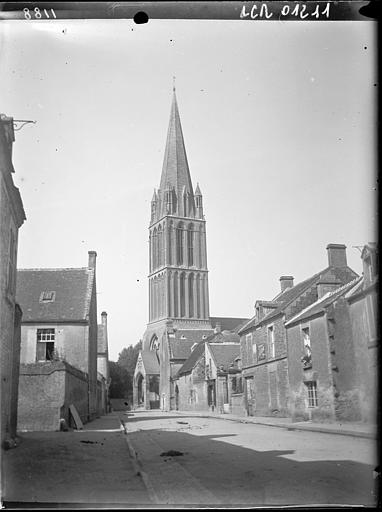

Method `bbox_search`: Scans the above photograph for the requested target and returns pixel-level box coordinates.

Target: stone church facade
[133,89,246,411]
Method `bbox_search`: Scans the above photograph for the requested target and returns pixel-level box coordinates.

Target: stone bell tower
[147,87,211,335]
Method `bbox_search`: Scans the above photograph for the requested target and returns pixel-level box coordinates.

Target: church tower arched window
[187,224,194,266]
[153,228,158,269]
[158,225,163,267]
[176,223,183,265]
[196,274,201,318]
[180,272,185,317]
[188,273,194,317]
[173,271,178,317]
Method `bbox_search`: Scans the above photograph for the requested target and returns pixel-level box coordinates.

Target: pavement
[167,409,378,439]
[1,413,152,507]
[121,410,378,507]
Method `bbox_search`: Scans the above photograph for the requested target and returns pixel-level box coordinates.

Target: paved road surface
[120,410,377,507]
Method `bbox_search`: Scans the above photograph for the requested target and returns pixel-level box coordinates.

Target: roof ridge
[18,267,89,272]
[285,275,363,326]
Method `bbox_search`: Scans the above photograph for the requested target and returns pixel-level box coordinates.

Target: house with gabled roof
[238,244,358,418]
[285,276,362,422]
[346,243,378,424]
[174,326,243,413]
[16,251,102,431]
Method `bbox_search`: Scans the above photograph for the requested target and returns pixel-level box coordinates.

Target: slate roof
[16,268,94,322]
[176,341,206,376]
[168,328,213,359]
[285,276,362,326]
[97,325,107,353]
[141,350,160,375]
[176,329,240,377]
[209,343,241,372]
[239,266,358,334]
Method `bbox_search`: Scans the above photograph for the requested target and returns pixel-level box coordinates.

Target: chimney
[101,311,107,327]
[166,319,174,335]
[88,250,97,270]
[214,322,221,334]
[280,276,294,292]
[316,280,342,299]
[327,244,347,268]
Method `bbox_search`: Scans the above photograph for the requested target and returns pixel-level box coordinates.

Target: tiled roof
[141,350,160,375]
[239,266,358,334]
[97,325,107,353]
[16,268,94,322]
[285,276,362,326]
[210,317,250,333]
[209,343,241,372]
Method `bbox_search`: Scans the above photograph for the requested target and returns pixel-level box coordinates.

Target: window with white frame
[306,381,318,407]
[267,326,275,358]
[36,328,56,361]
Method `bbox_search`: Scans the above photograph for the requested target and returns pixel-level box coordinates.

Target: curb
[172,412,376,439]
[120,419,159,504]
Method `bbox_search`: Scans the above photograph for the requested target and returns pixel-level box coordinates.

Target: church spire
[159,88,194,217]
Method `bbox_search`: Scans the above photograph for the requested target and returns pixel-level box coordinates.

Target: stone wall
[348,287,378,423]
[18,361,88,431]
[0,167,23,445]
[176,364,208,412]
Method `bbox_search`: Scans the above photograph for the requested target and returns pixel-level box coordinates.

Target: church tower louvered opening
[148,89,210,327]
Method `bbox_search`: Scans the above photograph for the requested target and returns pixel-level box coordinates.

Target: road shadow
[127,427,377,506]
[121,414,203,423]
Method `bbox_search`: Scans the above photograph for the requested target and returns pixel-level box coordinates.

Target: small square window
[39,291,56,303]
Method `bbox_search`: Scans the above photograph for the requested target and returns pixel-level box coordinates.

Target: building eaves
[238,270,326,335]
[285,276,362,327]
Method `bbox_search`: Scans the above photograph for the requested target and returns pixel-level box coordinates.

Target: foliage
[109,340,143,399]
[109,361,131,398]
[117,340,142,375]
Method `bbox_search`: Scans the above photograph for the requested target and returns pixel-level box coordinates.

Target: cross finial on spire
[173,76,176,92]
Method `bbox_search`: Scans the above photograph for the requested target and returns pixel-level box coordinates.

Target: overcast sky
[0,18,376,360]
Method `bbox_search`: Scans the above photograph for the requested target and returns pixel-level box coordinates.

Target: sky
[0,17,377,361]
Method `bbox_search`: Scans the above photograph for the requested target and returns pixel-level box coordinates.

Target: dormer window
[39,291,56,303]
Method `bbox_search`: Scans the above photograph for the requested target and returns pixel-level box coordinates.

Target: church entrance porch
[133,372,160,410]
[207,380,216,412]
[137,373,145,407]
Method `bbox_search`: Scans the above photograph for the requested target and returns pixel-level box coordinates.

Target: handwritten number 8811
[23,8,56,19]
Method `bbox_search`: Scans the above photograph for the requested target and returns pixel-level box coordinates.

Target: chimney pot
[280,276,294,292]
[88,250,97,269]
[326,244,347,268]
[214,322,222,334]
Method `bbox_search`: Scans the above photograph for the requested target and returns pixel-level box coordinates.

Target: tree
[109,340,142,401]
[118,340,142,375]
[109,361,131,398]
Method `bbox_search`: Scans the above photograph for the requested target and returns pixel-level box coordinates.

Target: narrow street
[120,410,377,507]
[2,411,377,507]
